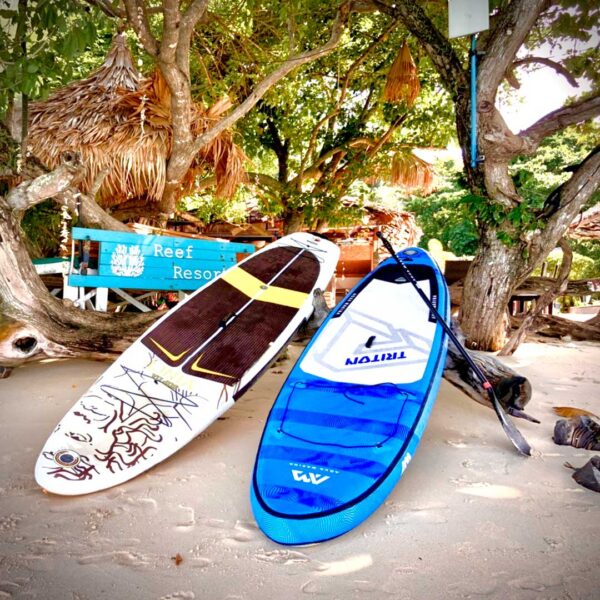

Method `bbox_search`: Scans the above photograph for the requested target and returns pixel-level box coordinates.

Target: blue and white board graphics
[35,233,340,495]
[250,247,449,544]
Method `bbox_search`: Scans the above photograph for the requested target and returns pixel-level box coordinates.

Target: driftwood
[450,277,600,307]
[444,344,533,416]
[500,238,572,355]
[514,313,600,342]
[442,324,536,422]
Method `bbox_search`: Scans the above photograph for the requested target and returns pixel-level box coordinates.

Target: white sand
[0,340,598,600]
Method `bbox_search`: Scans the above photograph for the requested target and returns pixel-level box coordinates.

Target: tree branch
[81,0,125,19]
[123,0,159,57]
[500,238,572,356]
[477,0,548,108]
[160,0,180,64]
[189,0,362,156]
[520,93,600,146]
[246,172,287,195]
[178,0,210,76]
[521,146,600,281]
[509,56,579,89]
[298,18,399,182]
[6,152,85,212]
[366,113,408,159]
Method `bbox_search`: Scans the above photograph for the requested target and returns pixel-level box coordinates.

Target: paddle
[376,232,532,457]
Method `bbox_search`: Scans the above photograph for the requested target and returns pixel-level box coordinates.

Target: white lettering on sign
[153,244,195,259]
[173,266,224,281]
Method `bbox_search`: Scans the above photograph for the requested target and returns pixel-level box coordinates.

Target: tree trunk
[499,238,572,355]
[459,230,524,350]
[387,1,600,352]
[0,158,156,368]
[283,209,305,234]
[0,199,156,367]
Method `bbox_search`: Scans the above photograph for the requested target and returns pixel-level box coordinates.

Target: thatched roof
[365,149,435,195]
[28,34,246,209]
[357,203,422,248]
[569,204,600,240]
[383,41,421,107]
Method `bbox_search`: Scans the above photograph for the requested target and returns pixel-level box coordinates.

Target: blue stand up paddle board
[250,246,449,544]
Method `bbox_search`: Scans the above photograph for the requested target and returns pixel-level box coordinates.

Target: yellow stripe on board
[148,338,191,362]
[221,267,308,309]
[189,354,236,379]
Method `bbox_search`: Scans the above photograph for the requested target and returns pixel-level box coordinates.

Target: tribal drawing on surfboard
[35,233,339,495]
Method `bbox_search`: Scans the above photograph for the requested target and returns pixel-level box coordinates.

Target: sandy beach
[0,339,598,600]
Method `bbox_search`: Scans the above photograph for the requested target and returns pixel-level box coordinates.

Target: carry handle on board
[376,232,532,457]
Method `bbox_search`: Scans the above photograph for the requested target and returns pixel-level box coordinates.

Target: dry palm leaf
[28,34,166,207]
[389,151,434,193]
[553,406,599,419]
[29,33,247,209]
[117,70,246,199]
[383,41,420,106]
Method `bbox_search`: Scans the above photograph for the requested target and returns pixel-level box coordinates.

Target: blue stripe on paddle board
[255,444,390,480]
[259,484,344,512]
[273,408,411,448]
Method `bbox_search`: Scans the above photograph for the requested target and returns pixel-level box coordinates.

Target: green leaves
[0,0,111,115]
[406,162,480,256]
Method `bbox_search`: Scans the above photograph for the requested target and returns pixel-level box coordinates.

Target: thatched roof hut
[28,34,246,210]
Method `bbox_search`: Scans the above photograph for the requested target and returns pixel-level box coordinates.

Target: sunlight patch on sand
[457,483,522,499]
[315,553,373,576]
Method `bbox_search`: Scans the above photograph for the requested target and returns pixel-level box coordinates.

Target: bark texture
[374,0,600,350]
[0,156,155,367]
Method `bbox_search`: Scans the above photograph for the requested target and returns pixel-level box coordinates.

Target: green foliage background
[1,0,598,279]
[406,124,599,277]
[0,1,114,115]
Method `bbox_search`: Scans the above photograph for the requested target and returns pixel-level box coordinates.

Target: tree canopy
[0,0,599,368]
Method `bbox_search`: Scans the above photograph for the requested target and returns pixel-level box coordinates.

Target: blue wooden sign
[68,227,256,291]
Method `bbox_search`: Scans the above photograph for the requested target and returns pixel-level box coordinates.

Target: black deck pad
[141,278,248,366]
[182,302,298,385]
[141,245,321,371]
[241,246,319,293]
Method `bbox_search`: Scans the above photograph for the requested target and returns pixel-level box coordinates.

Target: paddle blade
[490,390,532,456]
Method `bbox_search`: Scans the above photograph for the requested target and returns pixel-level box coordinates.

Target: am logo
[291,469,330,485]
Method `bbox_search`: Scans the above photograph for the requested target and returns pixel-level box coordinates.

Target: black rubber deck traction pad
[140,245,320,370]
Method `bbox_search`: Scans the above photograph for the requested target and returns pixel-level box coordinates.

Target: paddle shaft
[376,232,531,456]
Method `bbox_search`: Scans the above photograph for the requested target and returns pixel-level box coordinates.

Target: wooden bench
[66,227,255,312]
